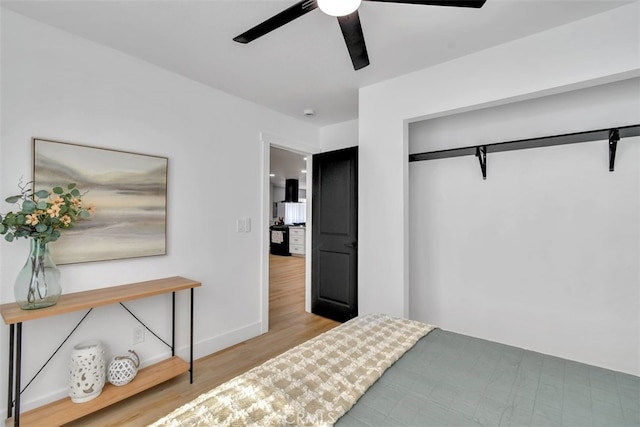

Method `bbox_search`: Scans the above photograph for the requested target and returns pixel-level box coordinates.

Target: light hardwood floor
[66,254,339,426]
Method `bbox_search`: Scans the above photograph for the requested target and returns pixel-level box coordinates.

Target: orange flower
[61,215,72,226]
[25,214,39,226]
[50,194,63,205]
[47,204,61,218]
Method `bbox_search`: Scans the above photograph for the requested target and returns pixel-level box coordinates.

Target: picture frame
[33,138,168,264]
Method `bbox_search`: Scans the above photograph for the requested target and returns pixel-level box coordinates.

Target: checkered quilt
[150,313,434,427]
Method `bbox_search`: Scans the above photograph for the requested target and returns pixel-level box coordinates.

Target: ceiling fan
[233,0,487,71]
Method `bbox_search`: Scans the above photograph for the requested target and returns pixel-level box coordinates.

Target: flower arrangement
[0,179,94,243]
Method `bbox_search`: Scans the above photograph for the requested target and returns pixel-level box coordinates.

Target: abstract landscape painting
[33,139,167,264]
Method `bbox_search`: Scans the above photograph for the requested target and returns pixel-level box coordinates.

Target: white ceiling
[1,0,632,127]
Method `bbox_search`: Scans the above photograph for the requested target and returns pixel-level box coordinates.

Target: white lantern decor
[107,350,140,386]
[69,340,106,403]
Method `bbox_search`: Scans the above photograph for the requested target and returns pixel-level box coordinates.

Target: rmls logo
[285,410,338,426]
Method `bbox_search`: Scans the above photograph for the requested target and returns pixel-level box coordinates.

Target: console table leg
[7,324,14,419]
[171,292,176,357]
[190,287,194,384]
[14,322,22,426]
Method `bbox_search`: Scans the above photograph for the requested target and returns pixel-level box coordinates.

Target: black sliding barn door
[311,147,358,322]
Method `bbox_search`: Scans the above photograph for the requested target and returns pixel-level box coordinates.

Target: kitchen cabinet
[289,226,305,256]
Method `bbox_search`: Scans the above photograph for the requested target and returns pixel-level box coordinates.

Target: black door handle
[344,241,358,249]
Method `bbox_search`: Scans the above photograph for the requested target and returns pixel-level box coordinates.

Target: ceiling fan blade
[337,11,370,71]
[365,0,486,8]
[233,0,318,44]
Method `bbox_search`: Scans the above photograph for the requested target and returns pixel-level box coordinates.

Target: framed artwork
[33,138,168,264]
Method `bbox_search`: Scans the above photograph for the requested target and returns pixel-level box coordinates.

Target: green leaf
[0,224,4,233]
[35,223,48,232]
[79,210,91,219]
[70,188,80,197]
[35,190,50,198]
[15,228,29,237]
[53,187,64,194]
[5,233,14,242]
[68,183,77,190]
[5,195,21,203]
[22,200,37,214]
[37,200,49,210]
[15,214,26,225]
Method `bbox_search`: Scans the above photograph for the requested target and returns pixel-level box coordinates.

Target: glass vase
[14,239,61,310]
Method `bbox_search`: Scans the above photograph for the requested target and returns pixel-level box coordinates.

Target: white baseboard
[177,320,264,361]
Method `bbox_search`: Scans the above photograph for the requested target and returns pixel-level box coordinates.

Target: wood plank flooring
[65,255,339,426]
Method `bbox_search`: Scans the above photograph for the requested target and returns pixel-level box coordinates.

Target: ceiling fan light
[318,0,361,17]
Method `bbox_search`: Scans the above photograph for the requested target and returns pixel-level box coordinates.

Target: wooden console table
[1,276,201,426]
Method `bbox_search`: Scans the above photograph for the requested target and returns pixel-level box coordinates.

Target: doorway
[260,133,318,333]
[269,147,309,324]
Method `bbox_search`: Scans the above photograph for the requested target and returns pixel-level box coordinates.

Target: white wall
[0,10,319,414]
[320,119,358,152]
[409,78,640,153]
[358,3,640,374]
[409,79,640,375]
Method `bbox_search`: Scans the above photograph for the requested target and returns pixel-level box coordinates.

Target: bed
[151,314,639,426]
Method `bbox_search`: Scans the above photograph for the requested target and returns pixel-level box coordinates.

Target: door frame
[260,132,320,333]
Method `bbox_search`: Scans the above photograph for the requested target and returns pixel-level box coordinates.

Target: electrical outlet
[133,326,145,344]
